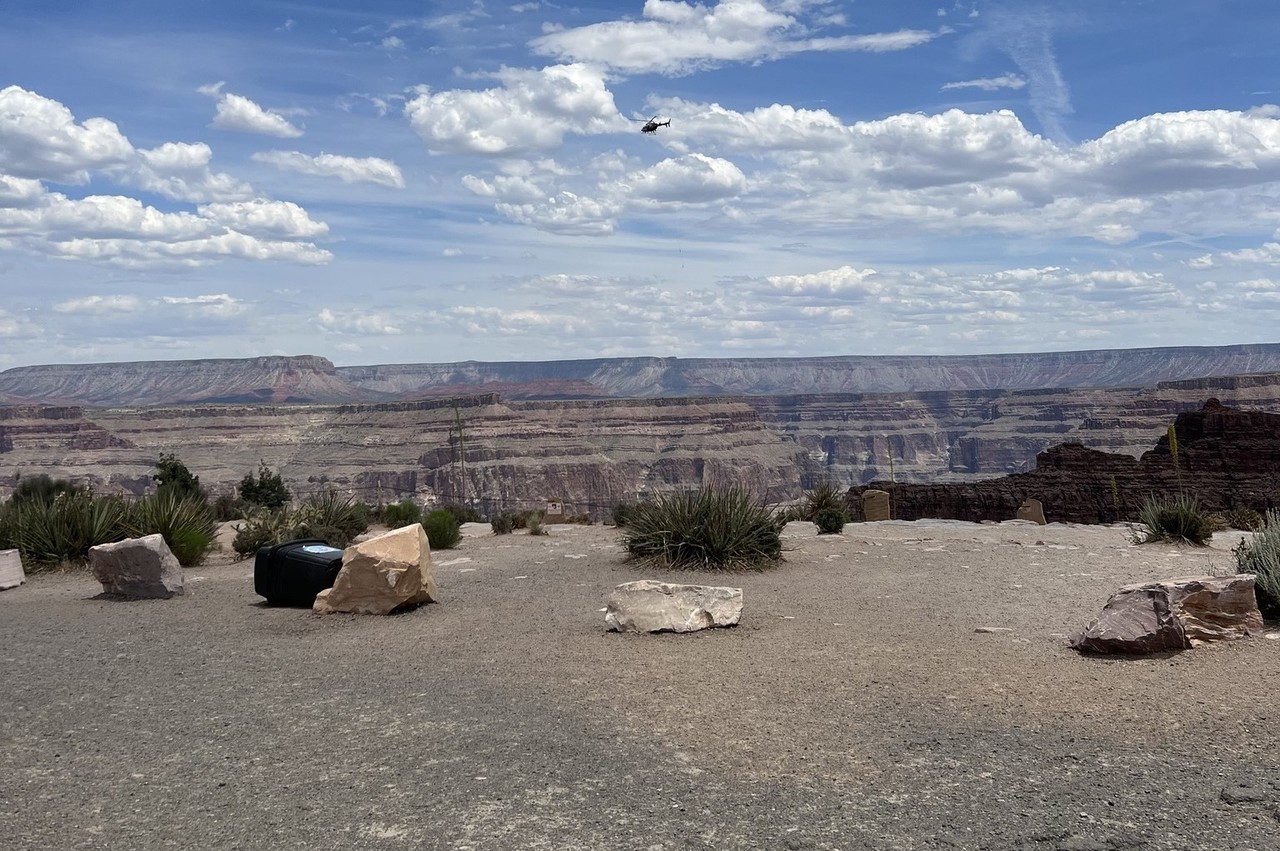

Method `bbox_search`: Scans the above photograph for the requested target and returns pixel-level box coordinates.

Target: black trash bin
[254,539,345,607]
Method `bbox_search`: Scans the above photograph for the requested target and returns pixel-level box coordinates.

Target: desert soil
[3,520,1279,851]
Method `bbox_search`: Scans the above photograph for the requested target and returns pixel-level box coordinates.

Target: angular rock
[1016,498,1046,525]
[605,580,742,633]
[0,549,25,590]
[862,490,891,522]
[89,535,183,599]
[1071,574,1263,654]
[313,524,435,615]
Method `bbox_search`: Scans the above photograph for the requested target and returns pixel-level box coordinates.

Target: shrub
[126,490,217,566]
[12,474,83,505]
[1130,493,1213,546]
[612,502,635,528]
[152,453,206,501]
[239,461,291,511]
[423,509,461,550]
[622,486,783,570]
[800,482,846,522]
[439,503,483,525]
[526,514,548,536]
[295,490,369,546]
[213,493,246,522]
[13,491,127,568]
[566,513,592,525]
[381,500,422,528]
[231,509,291,558]
[512,509,544,530]
[490,513,515,535]
[814,507,847,535]
[1227,506,1263,532]
[1235,509,1280,615]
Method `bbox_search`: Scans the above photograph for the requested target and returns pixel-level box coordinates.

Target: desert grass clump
[126,490,218,566]
[525,513,548,536]
[422,509,461,550]
[622,486,783,570]
[291,490,369,548]
[1235,509,1280,615]
[800,482,846,522]
[1227,506,1264,532]
[1130,493,1213,546]
[490,513,515,535]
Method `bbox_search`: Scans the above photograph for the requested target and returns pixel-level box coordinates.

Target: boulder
[89,535,184,599]
[862,490,891,522]
[605,580,742,633]
[1016,498,1046,525]
[0,549,25,591]
[1071,575,1263,654]
[313,524,436,615]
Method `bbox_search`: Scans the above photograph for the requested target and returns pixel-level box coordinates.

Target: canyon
[3,347,1280,516]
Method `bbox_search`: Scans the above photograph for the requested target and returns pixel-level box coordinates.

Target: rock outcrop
[313,524,436,615]
[605,580,743,633]
[850,400,1280,523]
[1071,575,1263,654]
[89,535,184,598]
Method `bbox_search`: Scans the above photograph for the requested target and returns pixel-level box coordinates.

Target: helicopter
[631,115,671,134]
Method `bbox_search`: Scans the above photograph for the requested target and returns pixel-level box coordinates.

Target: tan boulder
[1071,574,1263,654]
[862,490,891,522]
[1016,498,1046,525]
[605,580,742,633]
[313,524,436,615]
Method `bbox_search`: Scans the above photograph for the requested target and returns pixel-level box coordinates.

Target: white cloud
[530,0,938,75]
[405,64,625,155]
[0,85,133,183]
[941,74,1026,91]
[628,153,746,202]
[251,151,405,188]
[161,294,248,318]
[197,199,329,239]
[199,83,304,138]
[317,307,404,335]
[54,294,145,314]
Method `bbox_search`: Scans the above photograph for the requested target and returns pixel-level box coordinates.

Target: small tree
[153,453,204,501]
[239,461,291,510]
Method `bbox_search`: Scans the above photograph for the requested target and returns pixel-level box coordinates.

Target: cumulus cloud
[628,154,746,202]
[251,150,405,188]
[197,199,329,239]
[0,85,133,183]
[317,307,404,335]
[531,0,937,75]
[405,64,625,155]
[199,83,304,138]
[54,294,145,314]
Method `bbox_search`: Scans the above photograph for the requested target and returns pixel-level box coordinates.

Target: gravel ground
[3,520,1280,851]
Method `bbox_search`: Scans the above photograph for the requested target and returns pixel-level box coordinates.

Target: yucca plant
[800,482,846,522]
[14,491,127,568]
[622,486,783,570]
[126,490,217,566]
[291,489,369,548]
[1130,493,1213,546]
[1235,509,1280,616]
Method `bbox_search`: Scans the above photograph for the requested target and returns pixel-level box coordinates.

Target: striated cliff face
[0,395,805,516]
[849,400,1280,524]
[7,344,1280,407]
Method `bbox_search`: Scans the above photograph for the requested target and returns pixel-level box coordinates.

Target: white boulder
[605,580,742,633]
[0,549,25,591]
[89,535,183,599]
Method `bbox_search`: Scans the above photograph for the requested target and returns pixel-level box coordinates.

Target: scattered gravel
[3,521,1278,850]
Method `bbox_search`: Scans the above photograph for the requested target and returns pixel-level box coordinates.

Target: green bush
[1227,506,1264,532]
[1236,509,1280,616]
[381,500,421,528]
[612,502,635,527]
[423,509,461,550]
[12,474,83,505]
[512,509,544,530]
[814,507,847,535]
[1130,493,1213,546]
[13,491,127,568]
[526,513,548,536]
[239,461,291,511]
[800,482,846,522]
[490,513,515,535]
[294,490,369,547]
[622,486,783,570]
[125,490,217,566]
[439,503,483,525]
[231,509,291,558]
[212,493,246,522]
[152,453,206,501]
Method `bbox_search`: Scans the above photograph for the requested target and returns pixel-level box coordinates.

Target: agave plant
[125,490,218,566]
[14,491,128,568]
[622,485,783,570]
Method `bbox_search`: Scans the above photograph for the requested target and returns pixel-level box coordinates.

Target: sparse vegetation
[525,513,548,536]
[423,509,461,550]
[381,500,422,528]
[239,461,291,511]
[229,490,370,556]
[1227,506,1263,532]
[622,486,783,570]
[1130,493,1213,546]
[1234,509,1280,615]
[490,513,515,535]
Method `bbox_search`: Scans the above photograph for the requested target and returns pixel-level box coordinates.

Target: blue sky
[3,0,1280,368]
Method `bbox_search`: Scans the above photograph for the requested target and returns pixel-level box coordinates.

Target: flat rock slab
[0,548,25,590]
[605,580,742,633]
[1071,574,1263,654]
[89,535,183,599]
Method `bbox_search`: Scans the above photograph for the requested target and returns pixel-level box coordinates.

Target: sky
[3,0,1280,368]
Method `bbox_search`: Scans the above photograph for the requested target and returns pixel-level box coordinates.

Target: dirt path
[3,521,1278,850]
